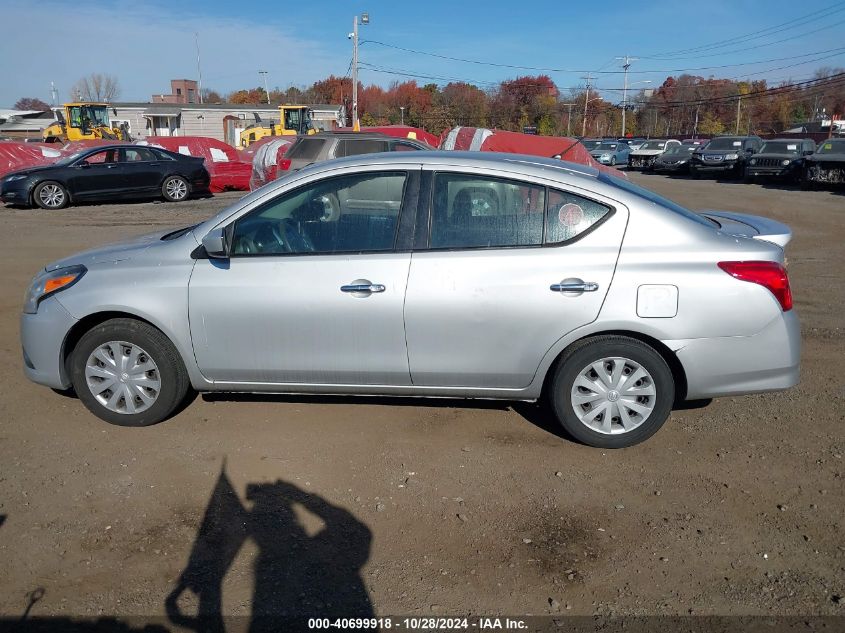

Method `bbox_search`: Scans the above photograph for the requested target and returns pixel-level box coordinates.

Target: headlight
[749,158,757,165]
[4,174,28,183]
[781,159,791,166]
[23,265,86,314]
[601,153,611,159]
[725,153,739,160]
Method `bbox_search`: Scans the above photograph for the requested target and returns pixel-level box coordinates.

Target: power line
[361,39,845,75]
[641,1,845,59]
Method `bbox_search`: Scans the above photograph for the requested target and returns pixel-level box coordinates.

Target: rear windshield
[706,137,744,150]
[599,174,716,228]
[287,138,327,160]
[759,141,801,154]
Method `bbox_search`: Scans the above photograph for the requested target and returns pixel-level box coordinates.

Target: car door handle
[341,283,386,293]
[550,281,599,292]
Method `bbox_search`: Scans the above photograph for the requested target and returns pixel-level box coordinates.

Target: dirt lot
[0,174,842,627]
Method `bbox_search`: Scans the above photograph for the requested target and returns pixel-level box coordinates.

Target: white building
[108,102,346,146]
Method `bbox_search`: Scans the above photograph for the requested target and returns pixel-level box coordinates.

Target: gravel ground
[0,173,842,626]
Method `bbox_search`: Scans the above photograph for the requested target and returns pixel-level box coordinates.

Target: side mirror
[201,227,228,258]
[76,160,90,168]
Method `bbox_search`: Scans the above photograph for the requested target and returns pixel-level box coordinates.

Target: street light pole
[400,106,405,125]
[258,70,270,105]
[350,12,369,131]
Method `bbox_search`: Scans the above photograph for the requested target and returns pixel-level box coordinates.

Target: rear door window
[546,189,612,244]
[287,138,327,160]
[336,139,390,157]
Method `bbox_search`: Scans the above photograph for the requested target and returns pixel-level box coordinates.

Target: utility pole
[560,103,575,136]
[581,73,594,137]
[258,70,270,105]
[735,93,741,134]
[350,13,369,131]
[195,33,204,104]
[693,103,700,139]
[615,55,638,137]
[50,81,59,107]
[400,106,405,125]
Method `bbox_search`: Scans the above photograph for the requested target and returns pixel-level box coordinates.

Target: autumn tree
[71,73,120,101]
[13,97,50,111]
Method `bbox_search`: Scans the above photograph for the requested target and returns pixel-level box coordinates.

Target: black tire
[32,181,69,210]
[610,156,617,166]
[69,318,191,426]
[161,175,190,202]
[548,336,675,448]
[744,174,755,184]
[689,167,700,180]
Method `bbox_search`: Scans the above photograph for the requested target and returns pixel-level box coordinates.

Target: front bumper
[0,180,32,205]
[746,165,797,178]
[629,155,658,169]
[671,309,800,400]
[21,296,78,389]
[652,161,688,172]
[691,161,741,174]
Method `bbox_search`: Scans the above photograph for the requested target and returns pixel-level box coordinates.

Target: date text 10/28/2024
[308,617,529,630]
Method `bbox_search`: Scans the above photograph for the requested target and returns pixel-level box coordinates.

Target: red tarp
[439,127,627,179]
[136,136,251,192]
[249,138,294,191]
[0,142,64,178]
[336,125,439,147]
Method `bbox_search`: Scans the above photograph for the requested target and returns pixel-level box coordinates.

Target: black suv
[745,138,816,183]
[282,132,433,173]
[689,135,763,179]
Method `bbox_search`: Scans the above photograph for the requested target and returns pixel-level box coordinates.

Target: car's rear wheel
[69,318,190,426]
[548,336,674,448]
[162,176,190,202]
[33,181,69,210]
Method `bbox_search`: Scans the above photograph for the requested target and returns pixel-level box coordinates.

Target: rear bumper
[670,310,800,400]
[20,296,78,390]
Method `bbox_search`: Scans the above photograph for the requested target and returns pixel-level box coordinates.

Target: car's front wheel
[548,336,674,448]
[33,181,69,210]
[162,176,190,202]
[69,318,191,426]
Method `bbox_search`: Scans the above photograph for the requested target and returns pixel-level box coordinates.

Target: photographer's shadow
[166,464,373,632]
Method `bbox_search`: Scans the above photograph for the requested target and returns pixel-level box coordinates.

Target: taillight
[718,261,792,311]
[278,159,292,171]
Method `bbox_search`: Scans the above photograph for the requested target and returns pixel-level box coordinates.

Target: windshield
[599,173,716,228]
[596,142,619,151]
[816,140,845,154]
[639,140,667,150]
[759,141,801,154]
[53,150,88,166]
[706,137,743,150]
[580,139,602,149]
[68,105,110,129]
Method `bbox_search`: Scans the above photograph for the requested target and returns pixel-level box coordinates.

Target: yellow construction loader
[42,103,131,143]
[240,104,315,147]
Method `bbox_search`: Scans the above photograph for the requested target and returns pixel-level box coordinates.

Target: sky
[2,0,844,107]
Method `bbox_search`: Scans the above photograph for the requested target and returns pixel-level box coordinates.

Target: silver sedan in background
[21,152,799,448]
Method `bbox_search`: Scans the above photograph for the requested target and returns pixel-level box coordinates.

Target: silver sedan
[21,152,799,448]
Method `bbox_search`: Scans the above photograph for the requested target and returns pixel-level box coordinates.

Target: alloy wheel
[38,184,65,208]
[166,178,188,200]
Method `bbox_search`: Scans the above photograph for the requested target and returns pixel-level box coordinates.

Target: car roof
[763,138,812,143]
[306,132,409,140]
[297,150,602,182]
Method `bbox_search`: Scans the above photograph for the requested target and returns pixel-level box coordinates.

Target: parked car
[280,132,432,175]
[745,138,816,183]
[0,145,210,209]
[651,144,699,174]
[590,141,631,166]
[619,138,647,151]
[628,139,682,170]
[802,138,845,188]
[689,135,763,179]
[580,138,603,151]
[21,152,799,448]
